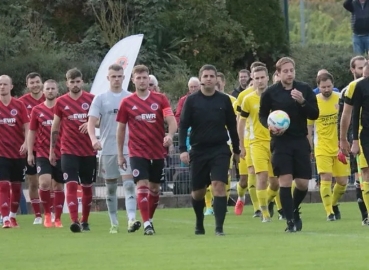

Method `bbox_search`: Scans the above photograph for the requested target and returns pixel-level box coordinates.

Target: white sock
[105,181,118,226]
[123,180,137,221]
[9,212,16,218]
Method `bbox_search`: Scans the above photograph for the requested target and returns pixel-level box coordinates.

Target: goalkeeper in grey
[87,64,141,234]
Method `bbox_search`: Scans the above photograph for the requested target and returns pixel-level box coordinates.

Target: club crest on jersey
[63,173,68,180]
[37,166,41,174]
[115,56,129,69]
[132,169,140,177]
[81,103,90,110]
[10,109,17,116]
[151,103,159,111]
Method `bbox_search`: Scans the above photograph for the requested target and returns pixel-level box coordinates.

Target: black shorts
[36,157,64,184]
[189,145,231,191]
[61,154,97,184]
[360,129,369,167]
[25,151,37,176]
[130,157,165,184]
[271,136,312,179]
[0,157,26,182]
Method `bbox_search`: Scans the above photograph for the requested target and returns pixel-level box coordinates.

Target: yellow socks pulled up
[248,174,260,212]
[274,190,282,211]
[256,189,269,218]
[267,186,278,203]
[236,182,247,199]
[332,183,347,206]
[361,182,369,212]
[205,186,213,209]
[320,180,333,216]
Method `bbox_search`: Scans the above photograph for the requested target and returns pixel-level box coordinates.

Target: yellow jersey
[226,93,237,114]
[240,91,270,143]
[344,77,364,104]
[236,87,254,146]
[308,92,340,156]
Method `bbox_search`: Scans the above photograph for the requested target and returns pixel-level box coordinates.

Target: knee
[39,182,50,190]
[192,189,206,200]
[295,179,309,190]
[123,180,135,193]
[212,181,226,196]
[148,183,160,194]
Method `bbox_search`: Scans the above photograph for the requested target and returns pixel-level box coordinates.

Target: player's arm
[225,96,240,154]
[175,97,184,125]
[116,100,128,157]
[340,85,355,141]
[178,96,191,153]
[307,122,314,150]
[50,114,61,154]
[351,84,363,143]
[87,95,102,144]
[27,109,38,154]
[237,98,249,151]
[162,96,177,138]
[301,86,319,120]
[259,88,272,129]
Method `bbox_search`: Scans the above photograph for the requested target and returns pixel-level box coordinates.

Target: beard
[322,92,332,98]
[31,87,42,94]
[70,87,81,93]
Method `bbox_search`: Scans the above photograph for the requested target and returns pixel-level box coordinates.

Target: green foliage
[290,44,355,90]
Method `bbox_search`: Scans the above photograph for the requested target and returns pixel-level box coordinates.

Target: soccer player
[50,68,96,233]
[116,65,177,235]
[88,64,140,234]
[307,73,349,221]
[0,75,29,228]
[259,57,319,232]
[238,66,279,222]
[19,72,45,224]
[179,64,240,236]
[27,80,65,228]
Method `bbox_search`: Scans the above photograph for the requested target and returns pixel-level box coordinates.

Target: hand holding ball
[267,110,290,135]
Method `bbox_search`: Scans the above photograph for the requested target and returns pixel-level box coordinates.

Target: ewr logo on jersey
[135,113,156,123]
[68,113,88,122]
[42,120,53,126]
[0,118,16,126]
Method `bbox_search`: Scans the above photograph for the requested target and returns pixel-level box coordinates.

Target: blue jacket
[313,87,340,95]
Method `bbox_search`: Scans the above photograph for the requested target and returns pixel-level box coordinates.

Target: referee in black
[258,57,319,233]
[179,64,240,236]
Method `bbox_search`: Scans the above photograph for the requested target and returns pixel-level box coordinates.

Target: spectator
[231,69,250,98]
[149,75,160,92]
[313,69,340,94]
[343,0,369,55]
[174,77,200,125]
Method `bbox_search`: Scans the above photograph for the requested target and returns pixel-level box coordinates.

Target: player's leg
[61,154,81,232]
[9,158,27,228]
[358,135,369,220]
[204,185,214,215]
[148,159,165,232]
[0,158,12,228]
[52,159,65,228]
[79,155,97,232]
[247,146,260,217]
[274,190,285,220]
[121,154,140,233]
[210,149,231,235]
[331,157,350,220]
[356,154,368,224]
[26,154,42,224]
[36,157,53,227]
[292,138,312,231]
[265,143,279,218]
[235,157,248,215]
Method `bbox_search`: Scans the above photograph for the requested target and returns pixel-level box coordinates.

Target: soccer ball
[267,110,290,132]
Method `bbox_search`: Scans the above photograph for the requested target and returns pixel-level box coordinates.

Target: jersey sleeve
[307,119,314,125]
[161,95,174,117]
[344,81,356,105]
[54,99,63,118]
[88,94,102,118]
[236,92,244,113]
[29,108,38,130]
[240,96,250,119]
[116,99,128,124]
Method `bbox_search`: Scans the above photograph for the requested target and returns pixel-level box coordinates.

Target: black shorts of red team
[36,157,64,184]
[116,91,174,183]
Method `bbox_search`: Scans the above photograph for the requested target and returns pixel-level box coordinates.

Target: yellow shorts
[316,155,350,177]
[359,141,368,168]
[250,141,274,177]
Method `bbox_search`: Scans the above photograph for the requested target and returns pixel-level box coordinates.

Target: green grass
[1,202,368,270]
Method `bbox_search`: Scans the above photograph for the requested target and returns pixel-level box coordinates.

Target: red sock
[50,190,55,213]
[81,185,92,223]
[10,182,21,214]
[66,182,79,222]
[39,188,51,215]
[30,197,41,218]
[53,190,65,220]
[137,186,150,223]
[148,190,160,219]
[0,181,10,218]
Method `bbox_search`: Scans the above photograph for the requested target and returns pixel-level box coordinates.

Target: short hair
[0,75,13,84]
[44,79,58,85]
[109,64,123,72]
[276,57,295,72]
[250,61,266,70]
[238,69,250,77]
[350,56,366,69]
[66,68,83,80]
[26,72,42,83]
[188,77,200,85]
[199,64,217,78]
[316,72,334,85]
[132,65,149,76]
[253,66,268,75]
[149,75,158,86]
[217,72,225,82]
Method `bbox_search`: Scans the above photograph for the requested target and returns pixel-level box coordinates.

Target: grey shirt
[88,90,131,155]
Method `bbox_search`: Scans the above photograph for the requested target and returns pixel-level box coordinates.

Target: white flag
[90,34,144,95]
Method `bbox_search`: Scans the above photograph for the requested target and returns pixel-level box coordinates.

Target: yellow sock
[274,190,282,210]
[205,186,213,209]
[291,180,296,197]
[332,183,347,206]
[237,182,247,198]
[361,182,369,212]
[248,174,260,212]
[226,174,231,202]
[267,186,278,203]
[256,189,269,218]
[320,180,333,216]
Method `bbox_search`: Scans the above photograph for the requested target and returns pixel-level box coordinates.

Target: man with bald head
[0,75,30,228]
[175,77,200,124]
[313,70,340,94]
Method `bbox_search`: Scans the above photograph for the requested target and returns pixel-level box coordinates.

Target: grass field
[1,202,368,270]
